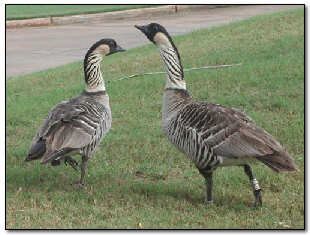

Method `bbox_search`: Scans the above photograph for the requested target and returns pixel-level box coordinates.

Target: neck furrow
[84,53,106,92]
[159,47,186,90]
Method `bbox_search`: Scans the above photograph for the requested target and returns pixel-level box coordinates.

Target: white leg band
[252,178,261,191]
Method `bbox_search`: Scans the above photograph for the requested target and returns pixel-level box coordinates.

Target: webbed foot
[204,200,213,205]
[254,189,262,207]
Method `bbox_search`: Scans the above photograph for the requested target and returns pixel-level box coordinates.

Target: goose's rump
[26,97,107,164]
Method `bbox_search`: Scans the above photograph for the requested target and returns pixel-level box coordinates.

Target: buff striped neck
[84,51,106,92]
[154,32,186,90]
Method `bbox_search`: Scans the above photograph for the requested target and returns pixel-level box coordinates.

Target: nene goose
[25,39,125,187]
[135,23,298,206]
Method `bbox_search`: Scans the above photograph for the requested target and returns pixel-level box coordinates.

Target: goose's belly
[217,155,256,167]
[164,120,256,168]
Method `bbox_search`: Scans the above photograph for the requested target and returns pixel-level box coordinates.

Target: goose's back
[30,91,111,161]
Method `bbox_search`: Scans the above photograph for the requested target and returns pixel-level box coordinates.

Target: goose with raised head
[25,39,125,187]
[135,23,298,206]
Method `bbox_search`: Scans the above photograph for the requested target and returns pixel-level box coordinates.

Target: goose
[25,38,125,187]
[135,23,298,206]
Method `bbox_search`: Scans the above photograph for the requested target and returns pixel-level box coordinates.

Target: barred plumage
[135,23,298,206]
[25,39,125,186]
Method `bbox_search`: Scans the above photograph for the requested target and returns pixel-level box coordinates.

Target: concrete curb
[6,5,229,29]
[6,17,51,28]
[51,5,175,25]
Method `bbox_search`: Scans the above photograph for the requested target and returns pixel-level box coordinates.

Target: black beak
[135,24,148,35]
[106,45,125,56]
[116,45,126,52]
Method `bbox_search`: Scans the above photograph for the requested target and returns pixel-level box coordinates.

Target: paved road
[6,5,301,78]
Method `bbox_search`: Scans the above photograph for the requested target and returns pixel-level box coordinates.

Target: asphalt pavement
[6,5,302,78]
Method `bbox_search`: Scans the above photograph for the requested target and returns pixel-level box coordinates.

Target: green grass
[6,8,304,229]
[6,5,158,20]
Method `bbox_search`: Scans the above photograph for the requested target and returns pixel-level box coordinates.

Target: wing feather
[178,101,283,159]
[30,95,107,161]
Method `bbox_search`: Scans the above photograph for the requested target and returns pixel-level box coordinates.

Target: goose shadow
[8,162,256,209]
[126,178,254,209]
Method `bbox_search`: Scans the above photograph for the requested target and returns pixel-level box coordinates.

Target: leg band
[251,178,261,191]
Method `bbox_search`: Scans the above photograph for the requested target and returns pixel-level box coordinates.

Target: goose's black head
[135,23,171,44]
[83,39,125,84]
[135,23,180,64]
[85,38,125,58]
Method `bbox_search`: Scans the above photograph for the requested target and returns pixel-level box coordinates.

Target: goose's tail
[256,151,299,173]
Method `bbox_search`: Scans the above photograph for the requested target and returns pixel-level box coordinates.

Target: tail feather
[257,151,299,173]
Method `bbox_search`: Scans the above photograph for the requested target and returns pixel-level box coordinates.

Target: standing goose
[25,39,125,187]
[135,23,298,206]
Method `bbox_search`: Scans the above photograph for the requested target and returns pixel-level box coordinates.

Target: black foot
[73,180,84,189]
[254,189,262,207]
[76,182,84,188]
[204,200,213,205]
[51,159,61,166]
[64,157,79,171]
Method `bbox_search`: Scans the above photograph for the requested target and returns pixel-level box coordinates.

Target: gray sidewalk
[6,5,302,78]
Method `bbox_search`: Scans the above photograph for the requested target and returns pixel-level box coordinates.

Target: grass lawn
[6,8,304,229]
[5,5,158,20]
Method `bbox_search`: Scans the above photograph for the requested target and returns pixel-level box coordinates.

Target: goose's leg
[199,170,213,204]
[77,155,88,188]
[244,164,262,207]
